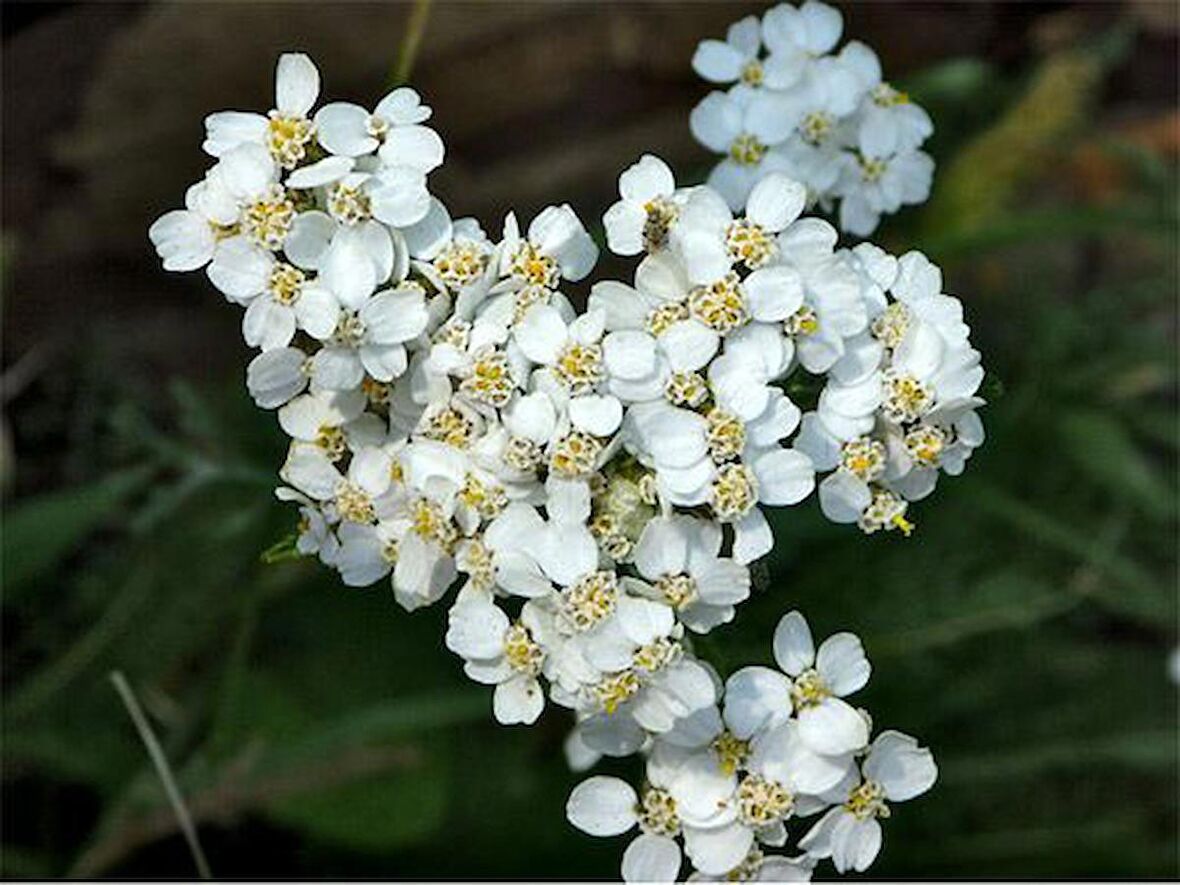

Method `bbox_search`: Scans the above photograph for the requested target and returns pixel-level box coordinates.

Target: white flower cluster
[566,611,937,881]
[148,40,975,881]
[691,1,935,235]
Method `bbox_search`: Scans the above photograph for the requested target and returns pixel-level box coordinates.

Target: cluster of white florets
[149,35,972,881]
[566,611,937,881]
[691,1,935,235]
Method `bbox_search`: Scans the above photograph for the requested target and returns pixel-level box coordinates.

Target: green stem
[391,0,434,87]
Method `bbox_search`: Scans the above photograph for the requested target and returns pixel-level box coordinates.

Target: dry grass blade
[108,670,212,880]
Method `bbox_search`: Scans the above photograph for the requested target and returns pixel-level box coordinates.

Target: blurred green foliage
[3,25,1177,882]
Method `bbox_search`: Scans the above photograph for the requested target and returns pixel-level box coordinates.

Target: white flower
[799,730,937,872]
[836,150,934,237]
[724,610,870,755]
[206,237,341,349]
[204,53,321,169]
[567,775,684,884]
[602,154,682,256]
[670,720,852,876]
[673,174,807,286]
[514,306,622,437]
[310,283,429,389]
[499,205,599,287]
[148,167,240,271]
[840,42,933,159]
[690,90,798,212]
[314,86,440,165]
[631,515,750,633]
[445,586,549,724]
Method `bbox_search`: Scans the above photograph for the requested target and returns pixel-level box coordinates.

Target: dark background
[3,1,1177,878]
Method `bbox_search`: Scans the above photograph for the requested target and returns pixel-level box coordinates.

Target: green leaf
[263,751,450,853]
[1058,409,1174,519]
[2,466,154,599]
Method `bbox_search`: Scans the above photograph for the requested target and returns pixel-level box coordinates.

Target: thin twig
[391,0,434,87]
[109,671,212,880]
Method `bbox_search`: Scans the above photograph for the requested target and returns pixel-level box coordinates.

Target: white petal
[445,595,509,659]
[619,153,675,202]
[682,822,753,877]
[362,287,429,344]
[746,173,807,232]
[314,102,377,157]
[293,286,340,340]
[569,395,622,436]
[864,730,937,801]
[369,165,431,228]
[515,305,567,365]
[690,92,742,153]
[772,610,815,675]
[246,346,308,408]
[493,675,544,725]
[722,666,792,739]
[692,39,747,83]
[732,508,772,564]
[815,632,871,697]
[275,53,320,117]
[660,321,719,372]
[752,449,815,506]
[242,297,295,350]
[566,776,638,837]
[604,330,658,380]
[402,198,452,260]
[321,228,377,309]
[285,155,353,189]
[622,833,681,884]
[202,111,267,158]
[207,236,271,301]
[283,211,335,270]
[798,697,869,756]
[149,210,215,272]
[378,125,445,173]
[743,266,804,322]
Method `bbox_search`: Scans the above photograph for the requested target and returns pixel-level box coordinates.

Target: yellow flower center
[841,437,887,482]
[592,669,640,714]
[266,112,315,169]
[421,406,475,449]
[646,301,690,337]
[433,241,489,290]
[268,262,305,305]
[637,787,681,836]
[241,185,295,250]
[904,424,947,467]
[503,622,545,676]
[790,668,830,710]
[335,482,375,524]
[871,82,909,107]
[503,435,543,472]
[706,407,747,463]
[858,487,915,537]
[411,498,458,550]
[711,731,750,776]
[711,463,758,521]
[315,425,347,462]
[740,59,765,87]
[844,779,891,820]
[561,570,619,632]
[550,432,604,478]
[871,302,911,349]
[729,133,768,167]
[736,774,793,826]
[656,573,698,610]
[725,219,777,270]
[510,242,560,289]
[632,636,682,673]
[784,305,819,337]
[664,371,710,408]
[689,273,748,335]
[642,197,680,252]
[881,370,935,424]
[555,343,605,395]
[800,111,834,146]
[327,182,372,225]
[460,349,515,407]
